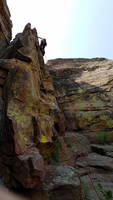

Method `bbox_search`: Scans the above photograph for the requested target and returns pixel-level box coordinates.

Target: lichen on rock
[47,58,113,143]
[0,18,65,188]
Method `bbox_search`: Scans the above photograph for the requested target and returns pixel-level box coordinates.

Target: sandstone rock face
[0,24,65,189]
[0,0,66,190]
[0,0,12,50]
[47,58,113,142]
[1,1,113,196]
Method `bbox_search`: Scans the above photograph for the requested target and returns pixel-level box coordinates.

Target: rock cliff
[0,0,12,50]
[0,1,113,200]
[47,58,113,200]
[47,58,113,143]
[0,5,66,188]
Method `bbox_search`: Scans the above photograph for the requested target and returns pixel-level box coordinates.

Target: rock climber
[39,38,47,56]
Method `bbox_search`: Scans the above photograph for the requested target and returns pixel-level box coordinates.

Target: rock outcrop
[1,1,113,200]
[43,165,82,200]
[47,58,113,200]
[76,145,113,200]
[0,22,66,189]
[47,58,113,143]
[0,0,12,50]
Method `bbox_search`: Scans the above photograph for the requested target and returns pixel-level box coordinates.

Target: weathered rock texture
[0,23,65,189]
[1,1,113,199]
[43,165,82,200]
[19,165,82,200]
[47,58,113,200]
[0,0,68,191]
[0,0,12,50]
[47,58,113,143]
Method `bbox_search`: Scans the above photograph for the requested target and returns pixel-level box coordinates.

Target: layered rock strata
[47,58,113,143]
[1,1,113,199]
[47,58,113,200]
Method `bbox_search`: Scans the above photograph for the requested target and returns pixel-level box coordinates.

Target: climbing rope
[87,169,103,200]
[75,138,104,200]
[38,36,43,40]
[60,138,104,200]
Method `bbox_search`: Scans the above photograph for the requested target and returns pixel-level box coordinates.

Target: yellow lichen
[40,135,48,143]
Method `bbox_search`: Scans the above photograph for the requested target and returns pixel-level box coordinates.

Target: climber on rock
[39,38,47,56]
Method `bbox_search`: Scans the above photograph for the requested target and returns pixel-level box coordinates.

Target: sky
[7,0,113,60]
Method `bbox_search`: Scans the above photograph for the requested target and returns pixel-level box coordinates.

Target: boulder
[13,148,45,189]
[91,144,113,157]
[76,153,113,171]
[43,165,82,200]
[64,132,90,157]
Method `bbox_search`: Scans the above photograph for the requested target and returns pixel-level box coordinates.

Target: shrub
[51,139,61,162]
[97,183,113,200]
[96,131,112,144]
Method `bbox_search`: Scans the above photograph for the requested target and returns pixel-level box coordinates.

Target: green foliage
[51,139,61,162]
[81,177,91,200]
[97,183,113,200]
[96,131,112,144]
[82,180,90,195]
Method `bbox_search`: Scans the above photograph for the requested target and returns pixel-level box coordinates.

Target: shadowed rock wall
[47,58,113,143]
[1,1,113,198]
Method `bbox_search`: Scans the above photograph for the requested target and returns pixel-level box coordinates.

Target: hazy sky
[7,0,113,60]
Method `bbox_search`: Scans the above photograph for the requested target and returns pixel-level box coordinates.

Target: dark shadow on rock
[48,67,113,135]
